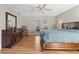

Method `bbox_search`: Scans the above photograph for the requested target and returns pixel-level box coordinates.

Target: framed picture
[6,12,17,31]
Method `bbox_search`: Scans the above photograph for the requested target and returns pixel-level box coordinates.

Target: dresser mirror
[6,12,17,31]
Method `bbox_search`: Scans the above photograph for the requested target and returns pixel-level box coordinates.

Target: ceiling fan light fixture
[35,4,52,13]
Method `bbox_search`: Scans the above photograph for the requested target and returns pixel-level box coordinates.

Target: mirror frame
[6,12,17,31]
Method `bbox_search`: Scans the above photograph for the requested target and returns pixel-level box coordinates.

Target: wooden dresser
[2,29,23,48]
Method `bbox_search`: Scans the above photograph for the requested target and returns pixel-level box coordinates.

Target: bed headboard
[62,22,79,29]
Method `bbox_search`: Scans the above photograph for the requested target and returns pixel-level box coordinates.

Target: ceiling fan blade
[36,5,40,8]
[40,4,47,10]
[43,4,47,7]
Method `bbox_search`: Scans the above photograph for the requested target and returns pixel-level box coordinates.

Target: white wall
[56,5,79,23]
[0,5,20,49]
[20,16,56,31]
[17,15,23,28]
[0,5,56,49]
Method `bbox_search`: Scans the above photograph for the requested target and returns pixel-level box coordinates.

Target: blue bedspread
[40,29,79,44]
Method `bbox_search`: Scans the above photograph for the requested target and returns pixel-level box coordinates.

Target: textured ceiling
[4,4,77,16]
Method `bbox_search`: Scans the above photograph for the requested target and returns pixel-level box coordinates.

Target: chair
[22,26,28,35]
[36,26,40,32]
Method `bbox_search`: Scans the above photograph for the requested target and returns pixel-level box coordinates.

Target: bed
[40,22,79,50]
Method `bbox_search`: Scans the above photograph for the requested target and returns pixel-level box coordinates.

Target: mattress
[40,29,79,44]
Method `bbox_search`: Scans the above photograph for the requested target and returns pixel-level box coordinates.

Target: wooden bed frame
[40,22,79,50]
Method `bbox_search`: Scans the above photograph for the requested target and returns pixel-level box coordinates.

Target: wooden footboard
[43,42,79,50]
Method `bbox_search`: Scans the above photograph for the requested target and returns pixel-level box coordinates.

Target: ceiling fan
[36,4,52,13]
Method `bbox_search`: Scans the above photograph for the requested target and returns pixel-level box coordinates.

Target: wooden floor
[1,35,79,54]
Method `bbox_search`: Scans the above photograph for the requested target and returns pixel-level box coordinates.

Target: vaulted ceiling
[4,4,77,16]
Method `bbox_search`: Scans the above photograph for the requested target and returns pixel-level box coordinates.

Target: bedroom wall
[0,5,56,49]
[20,16,56,31]
[0,5,20,49]
[56,5,79,23]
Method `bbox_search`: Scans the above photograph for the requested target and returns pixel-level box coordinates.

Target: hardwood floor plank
[0,35,79,54]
